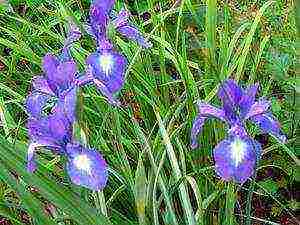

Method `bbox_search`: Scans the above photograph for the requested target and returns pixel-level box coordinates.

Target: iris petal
[54,87,77,123]
[66,143,108,191]
[32,76,54,96]
[245,98,270,119]
[239,83,258,118]
[191,101,226,149]
[26,92,50,118]
[250,112,286,143]
[86,50,126,94]
[47,61,77,94]
[113,9,130,28]
[117,25,152,48]
[213,137,259,184]
[42,54,59,78]
[218,79,243,124]
[89,0,115,39]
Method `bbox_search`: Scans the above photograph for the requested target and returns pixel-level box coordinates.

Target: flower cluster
[77,0,151,105]
[191,79,286,184]
[25,0,151,190]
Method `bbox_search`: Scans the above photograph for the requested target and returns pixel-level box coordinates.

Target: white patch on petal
[99,54,114,76]
[73,154,92,174]
[230,138,247,167]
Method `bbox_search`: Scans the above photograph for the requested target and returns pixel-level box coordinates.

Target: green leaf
[257,179,279,195]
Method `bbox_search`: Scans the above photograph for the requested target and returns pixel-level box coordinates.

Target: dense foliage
[0,0,298,224]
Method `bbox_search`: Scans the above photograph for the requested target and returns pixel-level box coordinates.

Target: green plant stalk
[236,1,274,81]
[93,191,108,217]
[132,119,179,225]
[206,0,217,64]
[154,108,196,225]
[249,35,270,84]
[245,172,257,225]
[223,182,236,225]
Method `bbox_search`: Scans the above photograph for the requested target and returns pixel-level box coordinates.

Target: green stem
[224,182,236,225]
[154,108,196,225]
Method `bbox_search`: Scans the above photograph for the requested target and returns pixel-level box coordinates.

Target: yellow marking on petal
[73,154,92,174]
[99,54,113,76]
[230,138,247,167]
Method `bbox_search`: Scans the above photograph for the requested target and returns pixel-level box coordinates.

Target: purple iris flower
[25,52,78,172]
[78,0,151,105]
[191,79,286,183]
[25,25,108,190]
[89,0,152,48]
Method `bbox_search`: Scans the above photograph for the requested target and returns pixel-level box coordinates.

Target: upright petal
[25,92,50,118]
[42,54,59,78]
[213,136,258,184]
[47,61,77,94]
[86,50,127,94]
[48,112,72,144]
[27,112,71,147]
[90,0,115,39]
[117,25,152,48]
[91,0,115,13]
[218,79,243,124]
[239,83,258,118]
[66,143,108,191]
[191,101,226,149]
[250,112,286,143]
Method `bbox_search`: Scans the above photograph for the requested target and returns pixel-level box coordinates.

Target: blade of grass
[154,107,196,225]
[249,35,270,84]
[235,0,274,81]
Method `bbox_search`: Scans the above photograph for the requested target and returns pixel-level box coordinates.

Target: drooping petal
[191,115,206,149]
[245,98,270,119]
[250,112,286,143]
[117,25,152,48]
[27,141,61,172]
[27,142,39,172]
[47,61,77,94]
[32,76,54,95]
[27,112,71,147]
[239,83,258,118]
[218,79,243,124]
[86,50,127,94]
[66,143,108,191]
[213,137,259,184]
[93,79,121,106]
[191,101,226,149]
[25,92,50,118]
